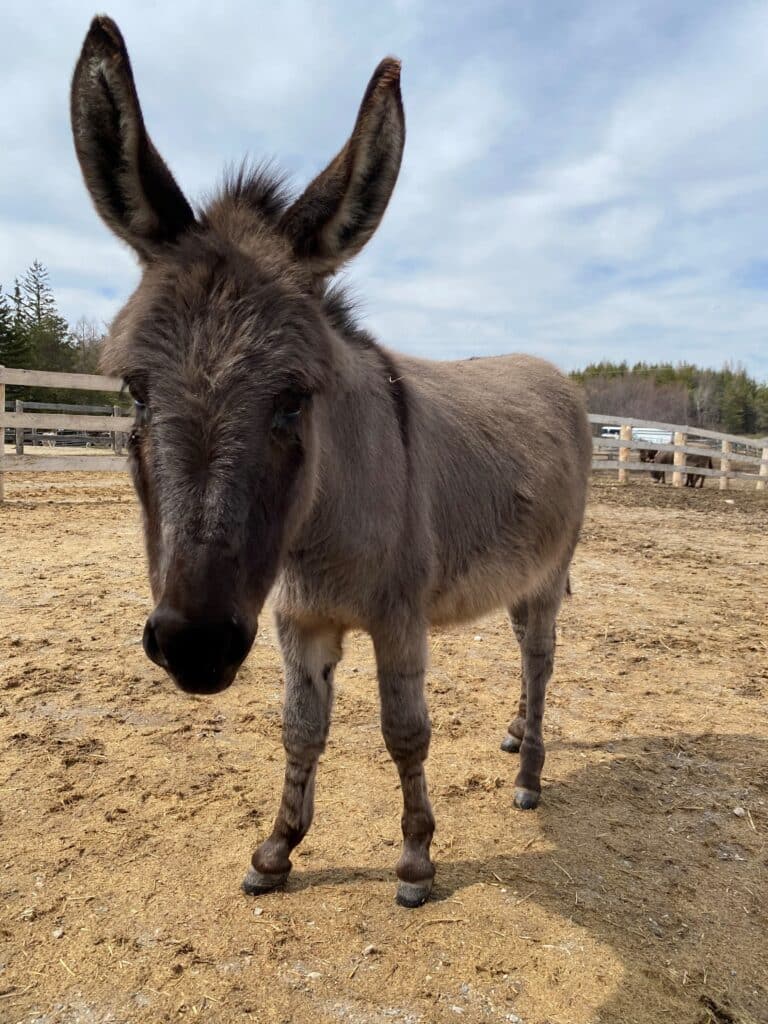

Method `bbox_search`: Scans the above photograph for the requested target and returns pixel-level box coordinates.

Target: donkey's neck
[286,325,412,575]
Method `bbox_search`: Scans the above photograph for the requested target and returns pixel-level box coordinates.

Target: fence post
[112,405,120,454]
[719,440,731,491]
[757,446,768,492]
[15,399,23,455]
[618,424,632,484]
[0,366,5,503]
[672,431,686,488]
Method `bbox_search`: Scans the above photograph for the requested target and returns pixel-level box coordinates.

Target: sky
[1,0,767,379]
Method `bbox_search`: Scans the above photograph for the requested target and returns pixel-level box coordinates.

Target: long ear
[280,58,405,277]
[70,16,195,260]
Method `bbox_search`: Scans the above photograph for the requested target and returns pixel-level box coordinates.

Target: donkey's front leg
[372,621,435,908]
[243,618,341,895]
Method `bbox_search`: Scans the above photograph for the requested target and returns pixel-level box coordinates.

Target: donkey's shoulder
[397,351,577,406]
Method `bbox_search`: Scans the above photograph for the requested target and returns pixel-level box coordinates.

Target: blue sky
[1,0,767,378]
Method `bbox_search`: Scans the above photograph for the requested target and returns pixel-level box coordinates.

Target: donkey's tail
[565,574,573,598]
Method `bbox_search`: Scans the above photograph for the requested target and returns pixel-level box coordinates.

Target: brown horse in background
[651,449,713,487]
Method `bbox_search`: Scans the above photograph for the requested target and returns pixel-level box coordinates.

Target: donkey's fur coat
[71,16,592,906]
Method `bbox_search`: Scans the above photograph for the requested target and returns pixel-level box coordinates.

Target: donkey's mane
[322,283,367,345]
[323,282,409,446]
[208,162,294,224]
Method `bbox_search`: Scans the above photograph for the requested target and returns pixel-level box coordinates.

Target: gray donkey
[71,16,592,907]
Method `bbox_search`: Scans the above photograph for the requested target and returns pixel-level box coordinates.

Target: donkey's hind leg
[244,616,342,895]
[500,602,528,754]
[508,579,567,811]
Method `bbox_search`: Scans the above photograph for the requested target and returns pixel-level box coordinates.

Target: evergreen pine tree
[755,385,768,435]
[716,371,755,434]
[19,261,74,372]
[0,285,32,368]
[21,260,58,325]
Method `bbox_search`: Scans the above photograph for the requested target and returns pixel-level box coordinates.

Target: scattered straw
[552,860,574,882]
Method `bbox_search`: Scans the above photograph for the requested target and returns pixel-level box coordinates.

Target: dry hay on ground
[1,473,767,1024]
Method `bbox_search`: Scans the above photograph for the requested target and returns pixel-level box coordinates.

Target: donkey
[685,454,713,488]
[651,449,712,487]
[650,450,669,483]
[71,17,592,907]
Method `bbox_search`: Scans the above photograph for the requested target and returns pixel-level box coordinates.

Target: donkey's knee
[381,710,431,766]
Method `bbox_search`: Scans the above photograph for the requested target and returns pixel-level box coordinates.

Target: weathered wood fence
[2,367,767,500]
[0,366,131,501]
[590,414,768,490]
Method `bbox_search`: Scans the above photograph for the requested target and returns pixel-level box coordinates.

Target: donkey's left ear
[280,58,405,277]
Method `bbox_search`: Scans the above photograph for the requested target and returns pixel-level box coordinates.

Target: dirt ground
[1,472,766,1024]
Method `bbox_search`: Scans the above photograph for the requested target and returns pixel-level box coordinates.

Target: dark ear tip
[86,14,126,53]
[375,56,402,85]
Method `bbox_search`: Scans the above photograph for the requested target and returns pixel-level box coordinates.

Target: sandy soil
[1,473,767,1024]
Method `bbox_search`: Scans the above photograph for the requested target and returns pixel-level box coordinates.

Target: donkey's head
[71,16,404,694]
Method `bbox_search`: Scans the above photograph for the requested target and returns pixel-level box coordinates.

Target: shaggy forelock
[202,162,294,227]
[106,225,331,394]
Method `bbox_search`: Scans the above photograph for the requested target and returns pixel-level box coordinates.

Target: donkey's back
[401,353,591,625]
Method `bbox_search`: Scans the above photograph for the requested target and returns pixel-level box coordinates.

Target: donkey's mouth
[142,610,255,695]
[171,664,242,696]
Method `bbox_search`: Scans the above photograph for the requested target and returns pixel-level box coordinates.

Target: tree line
[2,262,767,435]
[572,361,768,436]
[0,261,115,405]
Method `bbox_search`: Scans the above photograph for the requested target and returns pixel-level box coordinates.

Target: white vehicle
[632,427,672,446]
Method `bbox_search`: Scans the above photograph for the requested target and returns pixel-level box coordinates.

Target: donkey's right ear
[70,16,195,260]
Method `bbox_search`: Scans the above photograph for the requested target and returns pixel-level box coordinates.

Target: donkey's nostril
[143,607,253,694]
[142,615,167,667]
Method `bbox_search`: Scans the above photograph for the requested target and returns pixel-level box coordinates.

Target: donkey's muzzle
[143,607,254,694]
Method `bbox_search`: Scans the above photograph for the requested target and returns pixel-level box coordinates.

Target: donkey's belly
[426,547,558,626]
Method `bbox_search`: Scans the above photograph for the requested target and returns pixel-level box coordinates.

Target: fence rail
[0,367,123,392]
[590,413,768,491]
[2,367,767,500]
[587,413,767,448]
[0,365,128,500]
[594,435,767,467]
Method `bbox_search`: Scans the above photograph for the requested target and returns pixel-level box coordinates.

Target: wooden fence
[590,414,768,490]
[1,367,767,500]
[0,366,131,500]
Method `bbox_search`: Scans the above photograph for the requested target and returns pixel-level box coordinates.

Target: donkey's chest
[272,554,371,632]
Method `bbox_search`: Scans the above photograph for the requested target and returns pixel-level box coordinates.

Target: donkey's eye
[271,389,311,435]
[124,379,148,409]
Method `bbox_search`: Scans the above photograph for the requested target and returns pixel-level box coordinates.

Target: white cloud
[1,0,767,379]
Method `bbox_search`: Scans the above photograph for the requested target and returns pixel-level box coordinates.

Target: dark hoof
[242,866,290,895]
[500,733,522,753]
[395,878,433,908]
[513,787,540,811]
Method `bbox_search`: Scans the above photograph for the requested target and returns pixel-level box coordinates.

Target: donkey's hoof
[513,787,540,811]
[396,878,433,908]
[500,733,522,753]
[242,866,290,895]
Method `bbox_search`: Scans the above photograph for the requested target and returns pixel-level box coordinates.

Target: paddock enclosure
[2,368,767,497]
[1,469,767,1024]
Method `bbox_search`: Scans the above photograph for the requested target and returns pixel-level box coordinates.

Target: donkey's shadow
[291,732,768,1024]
